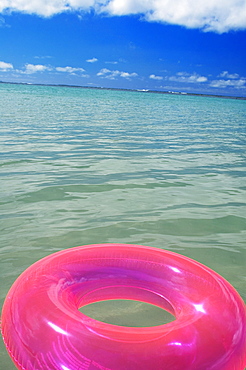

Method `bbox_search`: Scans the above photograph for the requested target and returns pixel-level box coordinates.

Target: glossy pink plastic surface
[1,244,246,370]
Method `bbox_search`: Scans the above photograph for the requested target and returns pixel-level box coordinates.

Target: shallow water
[0,83,245,368]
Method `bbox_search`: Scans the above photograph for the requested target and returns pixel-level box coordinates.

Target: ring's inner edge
[78,285,176,327]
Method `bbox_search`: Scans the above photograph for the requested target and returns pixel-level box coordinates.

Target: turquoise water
[0,83,246,368]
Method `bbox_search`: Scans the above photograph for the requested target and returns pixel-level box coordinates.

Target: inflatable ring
[1,243,246,370]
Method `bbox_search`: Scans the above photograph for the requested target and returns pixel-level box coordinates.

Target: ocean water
[0,83,245,369]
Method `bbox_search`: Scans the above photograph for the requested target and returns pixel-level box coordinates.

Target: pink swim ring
[1,243,246,370]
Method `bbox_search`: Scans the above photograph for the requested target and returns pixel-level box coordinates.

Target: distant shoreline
[1,80,246,101]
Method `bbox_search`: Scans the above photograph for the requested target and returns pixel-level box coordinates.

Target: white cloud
[20,63,50,74]
[0,61,14,71]
[105,61,118,65]
[120,71,138,78]
[86,57,98,63]
[0,16,10,27]
[103,0,246,32]
[218,71,240,79]
[0,0,69,17]
[34,55,53,59]
[1,0,246,33]
[149,74,163,80]
[97,68,111,76]
[210,70,246,89]
[97,68,138,79]
[169,72,208,83]
[56,66,85,73]
[5,62,88,76]
[210,78,246,89]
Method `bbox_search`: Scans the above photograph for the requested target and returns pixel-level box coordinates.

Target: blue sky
[0,1,246,96]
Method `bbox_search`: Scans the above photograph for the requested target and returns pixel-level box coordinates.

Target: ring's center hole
[79,299,175,327]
